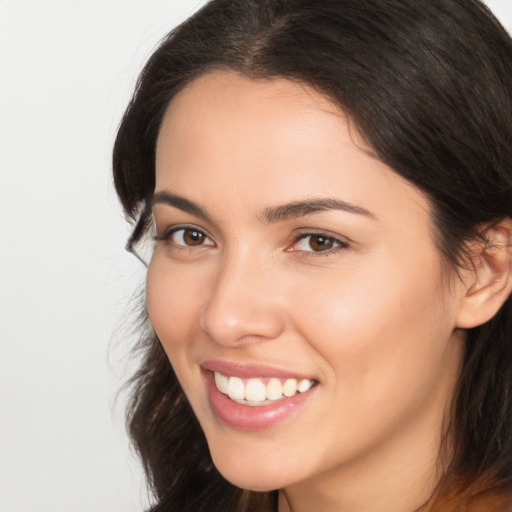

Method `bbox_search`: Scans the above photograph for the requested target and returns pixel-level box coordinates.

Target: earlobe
[456,218,512,329]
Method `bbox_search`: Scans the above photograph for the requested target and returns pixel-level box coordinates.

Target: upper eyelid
[154,223,214,240]
[294,232,347,243]
[292,228,350,244]
[152,207,218,236]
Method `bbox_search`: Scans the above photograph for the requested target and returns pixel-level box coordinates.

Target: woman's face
[147,71,465,494]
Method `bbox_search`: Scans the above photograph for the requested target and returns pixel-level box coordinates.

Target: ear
[456,218,512,329]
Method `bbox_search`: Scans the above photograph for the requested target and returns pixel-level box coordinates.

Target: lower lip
[204,371,316,431]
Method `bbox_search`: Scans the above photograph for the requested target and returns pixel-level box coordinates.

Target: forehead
[154,70,429,227]
[156,71,344,174]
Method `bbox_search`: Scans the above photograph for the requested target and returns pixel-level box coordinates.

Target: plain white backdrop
[0,1,510,511]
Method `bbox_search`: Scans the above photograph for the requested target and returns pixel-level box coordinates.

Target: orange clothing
[418,475,512,511]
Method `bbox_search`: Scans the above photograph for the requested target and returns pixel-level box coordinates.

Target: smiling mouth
[213,371,317,406]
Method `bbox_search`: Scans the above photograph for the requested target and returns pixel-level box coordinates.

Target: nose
[199,251,285,347]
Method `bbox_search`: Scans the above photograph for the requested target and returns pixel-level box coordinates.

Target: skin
[146,71,470,512]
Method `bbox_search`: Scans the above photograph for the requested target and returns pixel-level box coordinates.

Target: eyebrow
[152,191,376,223]
[262,197,377,223]
[152,191,212,221]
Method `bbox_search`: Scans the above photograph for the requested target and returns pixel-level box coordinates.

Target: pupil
[185,230,204,246]
[310,235,333,251]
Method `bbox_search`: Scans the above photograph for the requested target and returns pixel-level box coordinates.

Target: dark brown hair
[113,1,512,510]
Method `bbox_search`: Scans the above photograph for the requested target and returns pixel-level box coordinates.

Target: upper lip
[201,359,316,380]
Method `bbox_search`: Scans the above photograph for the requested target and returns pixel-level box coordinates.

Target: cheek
[145,258,215,412]
[280,255,462,469]
[145,259,205,354]
[290,253,458,406]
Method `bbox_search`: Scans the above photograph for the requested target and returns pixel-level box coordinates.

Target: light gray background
[0,1,510,511]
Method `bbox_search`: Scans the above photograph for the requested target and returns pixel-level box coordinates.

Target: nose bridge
[199,246,284,345]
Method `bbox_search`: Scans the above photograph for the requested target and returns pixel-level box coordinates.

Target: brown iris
[308,235,335,252]
[183,229,205,246]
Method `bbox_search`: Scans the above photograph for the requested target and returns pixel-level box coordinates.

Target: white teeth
[214,372,230,394]
[282,378,298,397]
[214,372,315,404]
[266,378,283,400]
[227,376,245,400]
[245,378,267,401]
[297,378,313,393]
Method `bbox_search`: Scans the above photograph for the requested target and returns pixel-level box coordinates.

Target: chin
[214,465,282,492]
[207,438,297,492]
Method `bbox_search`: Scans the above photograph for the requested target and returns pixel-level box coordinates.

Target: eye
[290,233,348,254]
[156,227,214,248]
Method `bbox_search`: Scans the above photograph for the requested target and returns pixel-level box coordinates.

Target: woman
[113,0,512,510]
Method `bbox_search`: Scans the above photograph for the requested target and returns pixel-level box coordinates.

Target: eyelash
[154,226,349,256]
[289,232,349,256]
[154,226,214,249]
